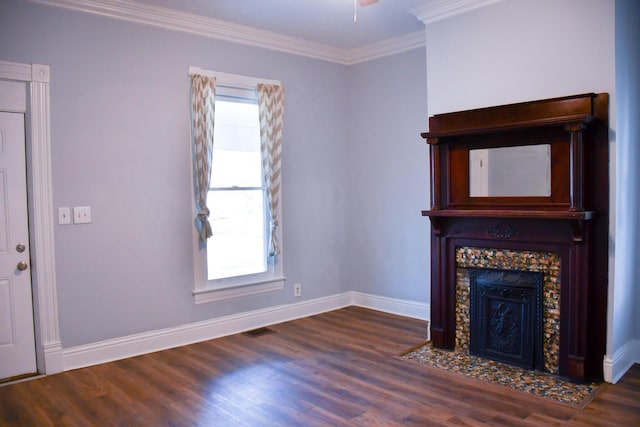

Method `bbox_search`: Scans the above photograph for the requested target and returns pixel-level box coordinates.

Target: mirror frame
[447,128,571,209]
[421,93,608,215]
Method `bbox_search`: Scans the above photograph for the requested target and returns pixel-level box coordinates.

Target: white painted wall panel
[426,0,614,116]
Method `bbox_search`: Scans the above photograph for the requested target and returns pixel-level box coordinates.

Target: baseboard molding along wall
[62,292,430,371]
[62,293,637,384]
[603,339,640,383]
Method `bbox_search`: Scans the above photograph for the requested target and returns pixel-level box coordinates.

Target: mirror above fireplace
[469,144,551,197]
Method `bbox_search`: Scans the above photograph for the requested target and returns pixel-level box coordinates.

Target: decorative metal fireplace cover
[469,268,544,370]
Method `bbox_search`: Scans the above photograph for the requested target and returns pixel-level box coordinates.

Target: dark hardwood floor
[1,307,639,426]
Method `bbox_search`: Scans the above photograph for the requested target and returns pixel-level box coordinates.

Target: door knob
[17,261,28,271]
[16,243,26,253]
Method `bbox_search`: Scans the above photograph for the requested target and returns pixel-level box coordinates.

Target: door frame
[0,61,62,374]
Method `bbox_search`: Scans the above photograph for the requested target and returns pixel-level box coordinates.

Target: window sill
[193,276,286,304]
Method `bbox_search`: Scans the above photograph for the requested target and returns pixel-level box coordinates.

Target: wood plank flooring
[1,307,639,426]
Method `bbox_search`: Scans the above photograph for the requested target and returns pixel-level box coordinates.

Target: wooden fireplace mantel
[421,93,610,383]
[422,209,595,219]
[422,210,595,243]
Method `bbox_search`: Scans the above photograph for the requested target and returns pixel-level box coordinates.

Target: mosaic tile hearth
[401,342,599,406]
[456,247,561,374]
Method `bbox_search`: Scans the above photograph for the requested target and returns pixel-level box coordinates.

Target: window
[209,93,266,280]
[190,69,284,303]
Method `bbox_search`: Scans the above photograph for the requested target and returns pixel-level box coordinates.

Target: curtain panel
[257,83,284,256]
[190,74,216,242]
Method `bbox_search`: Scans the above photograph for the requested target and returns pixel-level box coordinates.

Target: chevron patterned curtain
[191,74,216,242]
[257,83,284,257]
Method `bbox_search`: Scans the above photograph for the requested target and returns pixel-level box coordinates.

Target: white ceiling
[134,0,430,49]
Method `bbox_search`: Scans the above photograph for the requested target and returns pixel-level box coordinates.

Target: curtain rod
[188,66,281,88]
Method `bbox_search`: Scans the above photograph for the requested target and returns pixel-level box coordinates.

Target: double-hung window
[190,68,284,303]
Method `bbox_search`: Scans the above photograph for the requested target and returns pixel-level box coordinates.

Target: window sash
[209,186,264,191]
[206,188,267,281]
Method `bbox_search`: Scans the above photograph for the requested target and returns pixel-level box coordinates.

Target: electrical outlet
[73,206,92,224]
[293,283,301,297]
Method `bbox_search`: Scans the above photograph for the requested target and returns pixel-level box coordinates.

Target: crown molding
[25,0,349,63]
[410,0,503,25]
[24,0,494,64]
[25,0,426,65]
[344,30,426,65]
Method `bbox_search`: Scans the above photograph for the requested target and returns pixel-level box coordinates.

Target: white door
[0,110,37,380]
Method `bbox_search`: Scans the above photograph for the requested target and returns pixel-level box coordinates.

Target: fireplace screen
[469,268,544,370]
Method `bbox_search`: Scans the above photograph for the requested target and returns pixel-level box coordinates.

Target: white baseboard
[351,292,430,318]
[62,292,429,371]
[43,343,64,375]
[603,339,640,383]
[352,292,430,340]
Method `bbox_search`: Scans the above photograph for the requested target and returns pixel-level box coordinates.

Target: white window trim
[190,67,285,303]
[189,66,281,90]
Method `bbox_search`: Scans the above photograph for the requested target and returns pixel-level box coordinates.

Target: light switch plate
[58,207,71,225]
[73,206,92,224]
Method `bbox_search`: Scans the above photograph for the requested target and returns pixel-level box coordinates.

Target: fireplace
[468,268,544,370]
[421,94,610,382]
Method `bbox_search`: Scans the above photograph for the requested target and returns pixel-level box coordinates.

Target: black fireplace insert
[469,268,544,371]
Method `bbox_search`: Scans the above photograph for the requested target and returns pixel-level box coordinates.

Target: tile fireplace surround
[455,247,560,374]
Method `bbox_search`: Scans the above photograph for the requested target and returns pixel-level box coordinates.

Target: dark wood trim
[422,209,595,220]
[421,93,597,136]
[429,140,441,210]
[566,123,586,211]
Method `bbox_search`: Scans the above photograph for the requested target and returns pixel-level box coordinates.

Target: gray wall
[614,0,640,351]
[0,0,429,347]
[346,51,429,301]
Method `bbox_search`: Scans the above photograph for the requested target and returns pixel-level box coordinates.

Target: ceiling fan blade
[358,0,379,6]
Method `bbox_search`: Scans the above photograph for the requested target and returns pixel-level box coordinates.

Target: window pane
[211,100,262,188]
[207,189,266,280]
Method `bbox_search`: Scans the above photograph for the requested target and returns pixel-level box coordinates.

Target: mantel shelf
[421,209,595,220]
[421,114,594,141]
